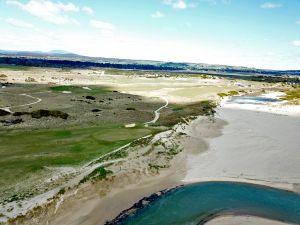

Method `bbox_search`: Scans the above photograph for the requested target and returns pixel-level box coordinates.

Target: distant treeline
[0,57,180,71]
[0,56,300,81]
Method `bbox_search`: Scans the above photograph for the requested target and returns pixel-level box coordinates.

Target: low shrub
[86,96,95,100]
[31,110,69,119]
[0,109,10,116]
[13,112,30,116]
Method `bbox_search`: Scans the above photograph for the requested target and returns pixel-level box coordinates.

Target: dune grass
[281,88,300,102]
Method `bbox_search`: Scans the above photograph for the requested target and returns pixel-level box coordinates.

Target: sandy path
[144,96,169,126]
[0,93,42,113]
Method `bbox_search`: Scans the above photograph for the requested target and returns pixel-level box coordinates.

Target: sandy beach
[183,95,300,192]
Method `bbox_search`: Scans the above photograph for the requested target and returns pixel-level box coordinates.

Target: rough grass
[49,85,111,94]
[218,90,239,98]
[79,166,113,184]
[0,124,154,200]
[158,100,216,127]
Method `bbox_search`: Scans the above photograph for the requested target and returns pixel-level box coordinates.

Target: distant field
[0,64,32,71]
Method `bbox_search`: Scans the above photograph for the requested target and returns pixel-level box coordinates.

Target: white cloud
[201,0,231,5]
[6,0,79,25]
[6,18,38,31]
[260,2,282,9]
[163,0,192,9]
[292,40,300,47]
[151,11,165,18]
[82,6,93,15]
[90,20,115,34]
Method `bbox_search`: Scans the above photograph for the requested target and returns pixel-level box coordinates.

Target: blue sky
[0,0,300,69]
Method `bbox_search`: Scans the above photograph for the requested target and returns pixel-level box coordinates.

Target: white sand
[184,94,300,191]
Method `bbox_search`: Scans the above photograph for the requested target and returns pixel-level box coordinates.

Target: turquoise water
[119,182,300,225]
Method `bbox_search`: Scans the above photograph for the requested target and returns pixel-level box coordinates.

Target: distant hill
[0,49,300,77]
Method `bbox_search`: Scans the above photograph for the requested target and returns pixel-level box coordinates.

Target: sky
[1,0,300,70]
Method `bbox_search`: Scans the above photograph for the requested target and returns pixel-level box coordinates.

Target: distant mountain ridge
[0,49,300,77]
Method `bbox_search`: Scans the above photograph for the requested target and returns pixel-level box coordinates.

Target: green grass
[0,124,153,198]
[79,166,113,184]
[217,90,239,98]
[49,85,111,94]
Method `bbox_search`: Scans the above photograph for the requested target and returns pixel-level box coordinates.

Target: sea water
[120,182,300,225]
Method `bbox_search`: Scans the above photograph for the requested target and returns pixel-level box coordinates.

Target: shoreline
[105,180,300,225]
[105,93,300,225]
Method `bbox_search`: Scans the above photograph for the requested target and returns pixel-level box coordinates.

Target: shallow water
[228,96,282,105]
[120,182,300,225]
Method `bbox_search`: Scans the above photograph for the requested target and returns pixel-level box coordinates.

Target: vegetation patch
[281,88,300,103]
[0,74,7,80]
[80,166,113,184]
[50,85,110,94]
[25,77,36,82]
[0,118,23,126]
[228,90,239,96]
[31,110,69,119]
[0,109,10,116]
[13,112,30,116]
[217,93,228,98]
[159,100,216,127]
[92,109,101,112]
[86,96,95,100]
[218,90,239,98]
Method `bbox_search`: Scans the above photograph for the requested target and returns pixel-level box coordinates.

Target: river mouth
[109,182,300,225]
